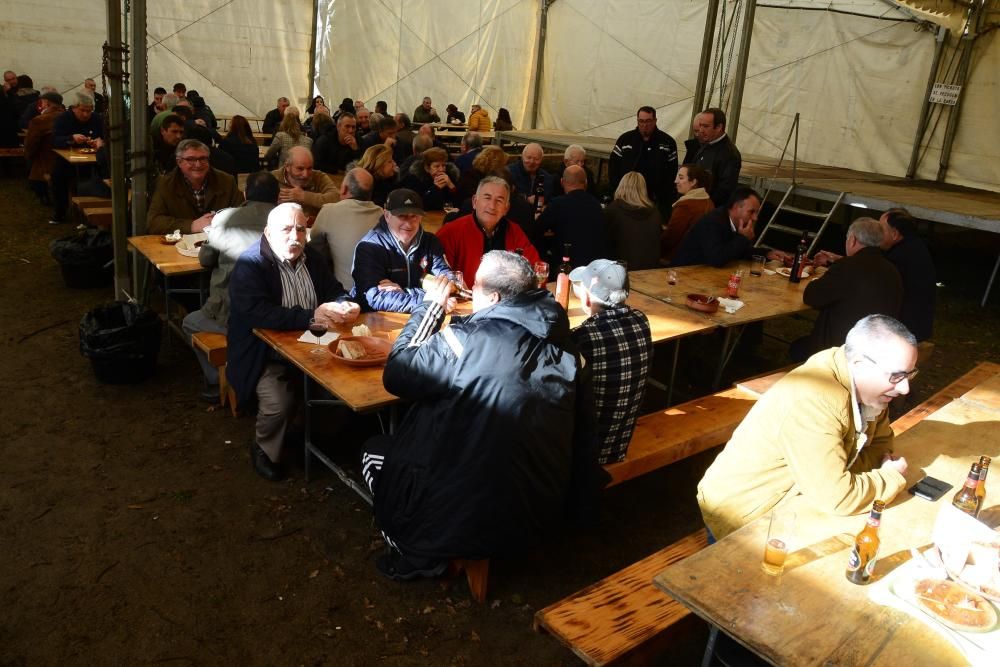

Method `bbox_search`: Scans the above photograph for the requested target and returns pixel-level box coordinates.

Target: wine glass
[665,270,678,303]
[534,261,550,289]
[308,318,328,355]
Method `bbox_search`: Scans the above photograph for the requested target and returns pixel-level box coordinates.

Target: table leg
[712,326,744,390]
[668,339,680,406]
[163,274,173,348]
[301,375,373,505]
[701,625,719,667]
[982,252,999,308]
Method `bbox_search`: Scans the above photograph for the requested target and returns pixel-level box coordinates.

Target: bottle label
[863,548,879,577]
[846,549,861,571]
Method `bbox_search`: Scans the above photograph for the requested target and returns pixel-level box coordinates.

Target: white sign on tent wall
[929,83,962,105]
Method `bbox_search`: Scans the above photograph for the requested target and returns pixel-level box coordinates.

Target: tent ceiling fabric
[2,0,997,191]
[0,0,312,118]
[539,0,1000,192]
[313,0,539,127]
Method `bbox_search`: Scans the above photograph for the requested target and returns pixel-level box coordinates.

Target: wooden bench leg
[220,366,238,417]
[451,559,489,603]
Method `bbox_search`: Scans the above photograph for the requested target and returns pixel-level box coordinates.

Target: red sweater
[437,214,540,279]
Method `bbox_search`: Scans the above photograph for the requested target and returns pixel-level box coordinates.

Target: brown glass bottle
[846,499,885,585]
[952,463,982,517]
[975,456,990,517]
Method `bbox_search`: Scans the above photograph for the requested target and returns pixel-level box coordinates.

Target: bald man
[537,165,607,273]
[308,167,383,291]
[270,146,339,219]
[509,143,549,202]
[227,202,359,481]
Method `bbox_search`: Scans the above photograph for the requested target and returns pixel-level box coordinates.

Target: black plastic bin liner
[79,301,162,384]
[50,228,113,289]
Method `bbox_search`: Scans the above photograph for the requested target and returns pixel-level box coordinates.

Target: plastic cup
[751,255,766,277]
[761,508,795,576]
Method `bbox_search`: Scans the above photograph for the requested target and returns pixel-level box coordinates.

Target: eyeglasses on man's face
[862,354,919,385]
[178,155,209,165]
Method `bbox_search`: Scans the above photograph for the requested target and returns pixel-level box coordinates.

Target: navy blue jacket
[508,160,549,197]
[227,236,351,406]
[52,108,104,148]
[669,206,753,268]
[351,217,453,313]
[536,190,608,272]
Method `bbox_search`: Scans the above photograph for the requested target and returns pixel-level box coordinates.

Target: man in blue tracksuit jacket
[351,188,456,313]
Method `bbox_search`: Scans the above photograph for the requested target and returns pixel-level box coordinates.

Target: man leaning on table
[697,314,916,541]
[227,202,359,481]
[351,188,456,314]
[270,146,338,220]
[147,139,241,235]
[360,250,603,580]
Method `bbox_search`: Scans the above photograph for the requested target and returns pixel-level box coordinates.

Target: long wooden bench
[535,360,998,666]
[603,369,788,487]
[0,147,25,158]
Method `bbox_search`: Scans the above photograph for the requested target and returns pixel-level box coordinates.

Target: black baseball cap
[385,189,425,216]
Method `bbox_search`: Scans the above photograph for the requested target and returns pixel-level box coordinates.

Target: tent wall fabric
[313,0,539,128]
[0,0,313,119]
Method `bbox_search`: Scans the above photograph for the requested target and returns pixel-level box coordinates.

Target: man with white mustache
[227,203,360,481]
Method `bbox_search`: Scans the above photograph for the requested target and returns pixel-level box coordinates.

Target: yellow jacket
[467,108,491,132]
[697,347,907,539]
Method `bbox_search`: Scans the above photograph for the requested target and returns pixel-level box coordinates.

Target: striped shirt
[277,256,318,310]
[571,304,652,464]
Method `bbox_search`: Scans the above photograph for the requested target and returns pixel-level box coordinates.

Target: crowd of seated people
[7,72,941,591]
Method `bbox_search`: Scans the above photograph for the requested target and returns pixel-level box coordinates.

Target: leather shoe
[250,443,285,481]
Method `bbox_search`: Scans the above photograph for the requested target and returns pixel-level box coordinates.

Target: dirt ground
[1,171,997,666]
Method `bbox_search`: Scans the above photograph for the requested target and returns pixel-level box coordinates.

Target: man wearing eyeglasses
[148,138,241,234]
[697,314,917,541]
[609,106,678,208]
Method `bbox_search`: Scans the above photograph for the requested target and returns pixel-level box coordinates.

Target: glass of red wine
[308,318,328,355]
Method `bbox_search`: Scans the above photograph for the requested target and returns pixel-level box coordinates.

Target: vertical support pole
[906,26,948,179]
[527,0,552,130]
[308,0,320,99]
[691,0,721,137]
[727,0,757,145]
[129,0,148,298]
[936,4,984,182]
[107,0,131,299]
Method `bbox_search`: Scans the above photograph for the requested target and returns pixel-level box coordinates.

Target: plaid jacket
[571,305,652,463]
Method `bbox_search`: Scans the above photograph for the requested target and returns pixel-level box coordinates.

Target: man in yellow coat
[698,314,917,540]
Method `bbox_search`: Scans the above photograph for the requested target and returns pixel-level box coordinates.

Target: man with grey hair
[49,92,104,223]
[699,313,916,541]
[227,202,359,481]
[361,249,599,580]
[149,92,180,134]
[309,167,382,290]
[453,130,484,175]
[312,111,360,174]
[547,143,597,199]
[508,142,549,203]
[262,96,290,137]
[412,96,440,124]
[147,138,241,234]
[270,145,338,219]
[790,217,902,361]
[569,259,652,464]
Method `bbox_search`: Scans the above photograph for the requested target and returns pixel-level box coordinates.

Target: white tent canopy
[2,0,998,191]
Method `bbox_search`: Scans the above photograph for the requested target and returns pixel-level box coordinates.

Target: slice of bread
[338,340,367,360]
[352,324,372,337]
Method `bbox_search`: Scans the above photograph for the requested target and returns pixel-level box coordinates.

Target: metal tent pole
[129,0,149,300]
[691,0,721,137]
[528,0,555,130]
[106,0,132,299]
[936,3,986,182]
[726,0,757,145]
[906,26,948,180]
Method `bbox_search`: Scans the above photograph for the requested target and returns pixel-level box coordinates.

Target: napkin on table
[716,297,744,314]
[297,331,340,345]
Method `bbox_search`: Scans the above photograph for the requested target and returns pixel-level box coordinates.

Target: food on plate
[912,578,998,632]
[338,340,367,360]
[352,324,372,337]
[164,230,182,243]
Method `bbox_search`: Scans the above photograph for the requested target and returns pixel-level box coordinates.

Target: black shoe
[250,443,285,481]
[200,384,220,404]
[375,550,447,582]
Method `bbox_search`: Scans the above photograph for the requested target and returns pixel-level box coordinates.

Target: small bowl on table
[329,335,392,367]
[685,293,720,314]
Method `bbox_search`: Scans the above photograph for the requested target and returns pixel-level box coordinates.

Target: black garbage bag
[79,301,162,384]
[50,228,113,288]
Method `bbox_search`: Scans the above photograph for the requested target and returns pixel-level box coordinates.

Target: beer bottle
[554,244,573,310]
[974,456,990,517]
[789,231,809,284]
[845,499,885,585]
[952,462,982,517]
[533,174,546,214]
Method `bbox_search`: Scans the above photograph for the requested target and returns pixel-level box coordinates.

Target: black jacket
[802,246,902,354]
[262,108,283,136]
[886,236,935,341]
[683,135,742,206]
[397,160,460,211]
[312,130,361,175]
[604,201,663,270]
[220,135,262,174]
[374,292,602,560]
[535,190,608,272]
[227,237,351,407]
[669,206,752,267]
[609,127,678,203]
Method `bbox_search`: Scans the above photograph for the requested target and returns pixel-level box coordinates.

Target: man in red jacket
[436,176,539,281]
